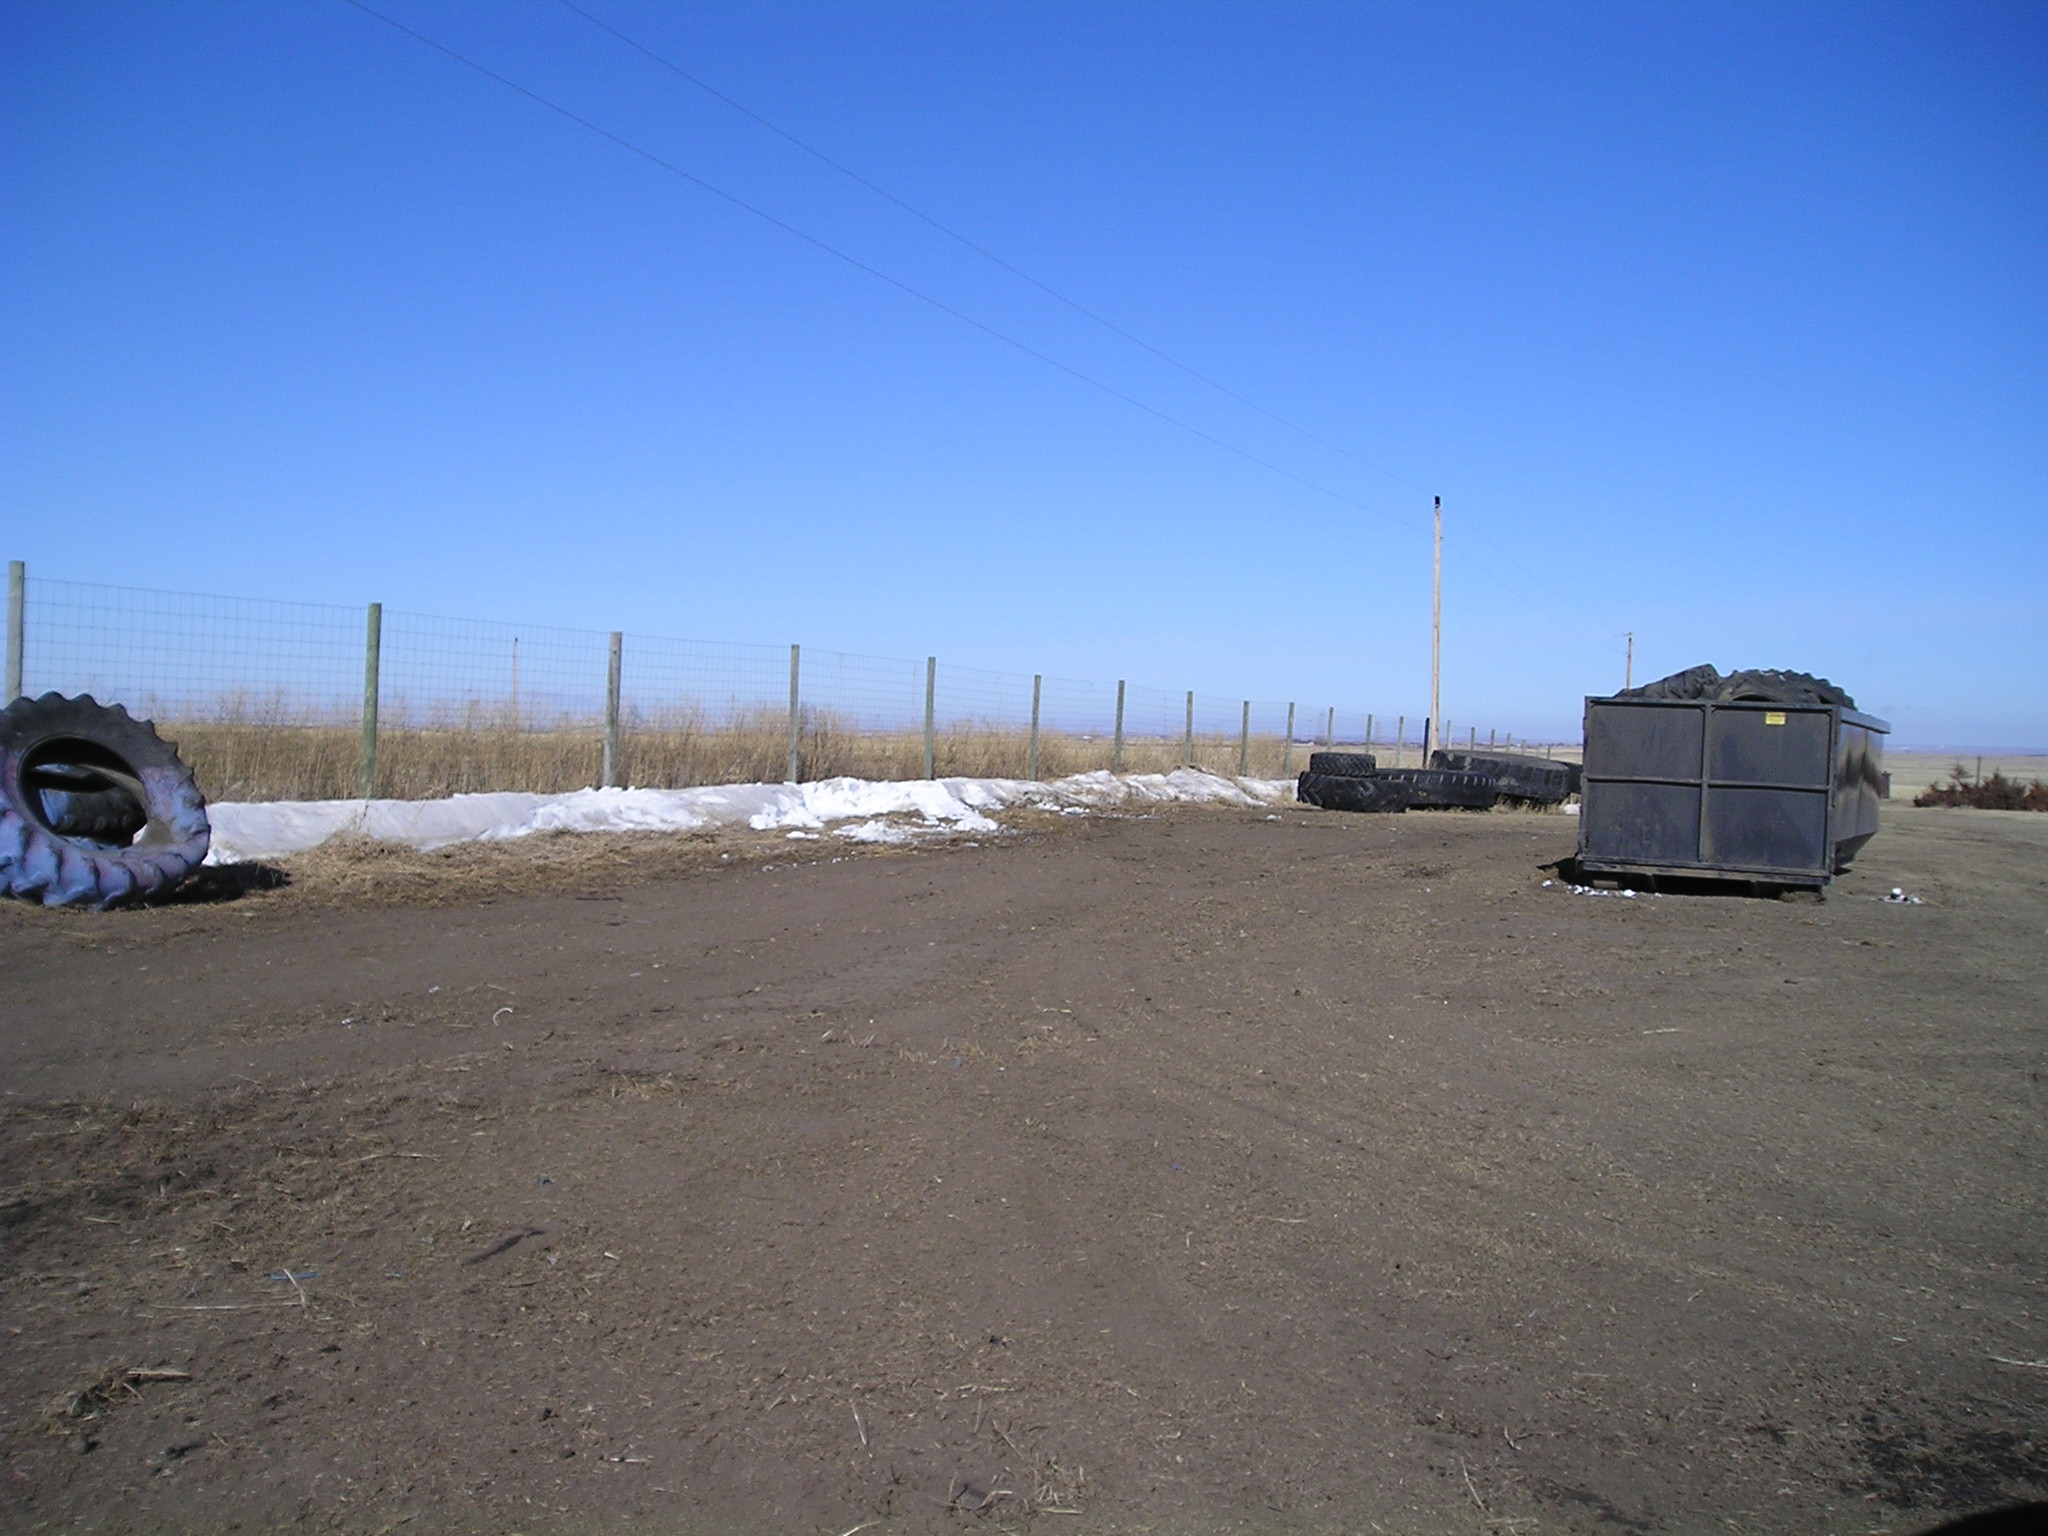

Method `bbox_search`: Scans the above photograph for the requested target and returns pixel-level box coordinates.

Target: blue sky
[4,0,2043,747]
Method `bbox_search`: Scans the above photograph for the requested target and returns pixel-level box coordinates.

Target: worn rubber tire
[0,693,211,909]
[33,763,152,843]
[1372,767,1499,809]
[1621,664,1854,709]
[1428,750,1573,805]
[1296,772,1410,813]
[1307,751,1378,778]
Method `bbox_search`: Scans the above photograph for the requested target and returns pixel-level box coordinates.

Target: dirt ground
[1,800,2043,1535]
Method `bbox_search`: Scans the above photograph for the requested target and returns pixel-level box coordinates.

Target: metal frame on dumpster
[1576,695,1889,888]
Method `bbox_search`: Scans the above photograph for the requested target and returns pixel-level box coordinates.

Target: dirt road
[2,803,2043,1534]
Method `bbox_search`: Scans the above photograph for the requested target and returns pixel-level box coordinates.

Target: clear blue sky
[4,1,2043,747]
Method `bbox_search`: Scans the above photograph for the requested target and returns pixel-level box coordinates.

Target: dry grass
[159,706,1339,803]
[239,827,808,907]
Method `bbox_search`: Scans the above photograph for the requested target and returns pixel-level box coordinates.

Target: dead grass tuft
[35,1365,193,1438]
[262,828,805,907]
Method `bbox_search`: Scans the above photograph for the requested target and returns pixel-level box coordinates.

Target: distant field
[1885,751,2048,800]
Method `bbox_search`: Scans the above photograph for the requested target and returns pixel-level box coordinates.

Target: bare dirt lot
[2,802,2044,1535]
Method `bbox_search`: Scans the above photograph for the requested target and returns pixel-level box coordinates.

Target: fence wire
[7,570,1550,802]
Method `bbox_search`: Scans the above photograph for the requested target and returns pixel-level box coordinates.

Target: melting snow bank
[204,770,1294,864]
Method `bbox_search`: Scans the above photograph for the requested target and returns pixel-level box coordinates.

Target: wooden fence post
[1324,706,1335,748]
[1237,700,1250,776]
[1183,691,1195,768]
[359,602,382,799]
[601,630,623,789]
[923,656,936,780]
[1396,715,1405,769]
[4,561,22,701]
[1113,680,1126,771]
[1366,713,1374,750]
[786,644,801,783]
[1028,674,1042,781]
[1283,702,1296,774]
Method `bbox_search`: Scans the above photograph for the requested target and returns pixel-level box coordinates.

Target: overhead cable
[341,0,1427,536]
[554,0,1420,495]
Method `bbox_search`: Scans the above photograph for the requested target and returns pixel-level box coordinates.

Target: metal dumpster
[1576,693,1888,888]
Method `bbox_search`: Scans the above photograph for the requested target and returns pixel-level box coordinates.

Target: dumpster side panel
[1832,716,1885,868]
[1585,702,1702,781]
[1581,781,1700,865]
[1703,787,1830,872]
[1708,708,1832,786]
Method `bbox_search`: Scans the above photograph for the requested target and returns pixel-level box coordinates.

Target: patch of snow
[830,818,928,845]
[744,777,1003,836]
[203,770,1296,863]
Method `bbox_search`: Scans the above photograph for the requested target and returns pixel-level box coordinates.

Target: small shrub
[1913,765,2048,811]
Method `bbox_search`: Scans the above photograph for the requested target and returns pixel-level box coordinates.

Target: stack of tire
[1,693,212,908]
[1294,753,1413,813]
[1427,749,1578,806]
[1296,748,1576,814]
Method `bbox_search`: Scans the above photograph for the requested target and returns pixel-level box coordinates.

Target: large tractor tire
[1307,751,1378,778]
[1621,664,1854,709]
[1372,767,1499,809]
[1296,772,1411,813]
[1429,750,1574,804]
[0,693,211,908]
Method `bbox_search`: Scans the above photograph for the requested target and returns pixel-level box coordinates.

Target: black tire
[1621,664,1854,709]
[1296,772,1410,813]
[1429,750,1573,804]
[1372,767,1499,809]
[1307,751,1378,777]
[0,693,211,909]
[34,765,152,843]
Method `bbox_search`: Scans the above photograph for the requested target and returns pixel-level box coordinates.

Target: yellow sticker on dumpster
[1764,711,1787,726]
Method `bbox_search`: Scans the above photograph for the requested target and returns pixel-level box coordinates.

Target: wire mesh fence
[4,565,1558,802]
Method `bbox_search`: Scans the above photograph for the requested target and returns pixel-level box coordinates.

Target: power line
[341,0,1429,536]
[558,9,1624,643]
[557,0,1609,639]
[553,0,1422,496]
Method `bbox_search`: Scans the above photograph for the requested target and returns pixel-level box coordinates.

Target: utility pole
[1428,495,1442,759]
[1625,631,1634,690]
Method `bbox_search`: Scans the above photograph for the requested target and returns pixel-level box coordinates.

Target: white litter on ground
[1541,878,1653,898]
[1883,887,1924,905]
[202,769,1294,864]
